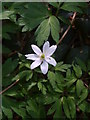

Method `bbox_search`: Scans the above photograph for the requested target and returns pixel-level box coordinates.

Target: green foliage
[2,1,89,120]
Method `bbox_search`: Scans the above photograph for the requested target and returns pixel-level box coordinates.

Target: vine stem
[0,79,19,95]
[57,12,77,45]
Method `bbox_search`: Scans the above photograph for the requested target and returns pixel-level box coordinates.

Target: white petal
[46,57,57,66]
[30,59,42,69]
[31,45,42,55]
[43,41,50,54]
[25,54,39,61]
[40,61,48,74]
[46,45,57,57]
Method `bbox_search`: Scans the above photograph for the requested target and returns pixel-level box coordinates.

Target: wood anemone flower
[25,41,57,74]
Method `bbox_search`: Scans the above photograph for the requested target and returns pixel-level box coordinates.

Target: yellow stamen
[41,54,45,59]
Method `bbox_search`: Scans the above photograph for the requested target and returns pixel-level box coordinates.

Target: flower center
[41,54,45,59]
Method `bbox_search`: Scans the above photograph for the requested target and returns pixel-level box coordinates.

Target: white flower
[25,41,57,74]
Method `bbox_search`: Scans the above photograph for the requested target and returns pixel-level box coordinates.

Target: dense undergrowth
[1,2,90,120]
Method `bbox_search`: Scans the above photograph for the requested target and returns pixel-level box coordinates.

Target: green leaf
[35,19,50,46]
[76,80,84,96]
[87,60,90,71]
[55,62,71,72]
[2,45,11,54]
[27,82,37,91]
[76,58,87,72]
[67,97,76,119]
[66,78,77,88]
[77,88,88,105]
[2,23,19,40]
[47,102,56,115]
[79,101,90,112]
[37,82,47,95]
[2,96,16,119]
[58,15,71,25]
[49,2,59,8]
[66,69,71,79]
[11,107,26,118]
[61,3,83,13]
[2,58,18,77]
[73,64,82,78]
[35,15,60,46]
[53,98,63,119]
[63,97,70,119]
[48,71,56,88]
[49,16,60,42]
[18,3,48,32]
[26,99,44,118]
[2,106,13,119]
[0,10,14,20]
[12,70,33,81]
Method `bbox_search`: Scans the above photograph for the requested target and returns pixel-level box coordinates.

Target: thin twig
[57,12,77,45]
[0,79,19,95]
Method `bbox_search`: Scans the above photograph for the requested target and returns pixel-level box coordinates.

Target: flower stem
[57,12,77,45]
[0,79,19,95]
